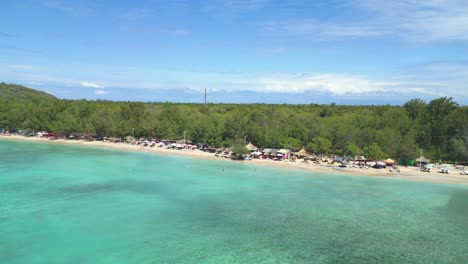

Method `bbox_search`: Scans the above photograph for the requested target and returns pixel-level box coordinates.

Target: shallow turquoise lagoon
[1,139,468,263]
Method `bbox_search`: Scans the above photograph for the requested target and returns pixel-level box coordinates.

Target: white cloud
[252,62,468,99]
[81,81,104,88]
[258,74,394,94]
[94,90,109,95]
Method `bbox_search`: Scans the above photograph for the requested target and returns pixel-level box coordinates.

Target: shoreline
[1,134,468,186]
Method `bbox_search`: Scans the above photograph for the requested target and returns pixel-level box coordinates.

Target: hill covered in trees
[0,83,57,101]
[1,84,467,164]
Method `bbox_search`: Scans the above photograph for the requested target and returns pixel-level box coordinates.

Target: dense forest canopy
[1,83,467,164]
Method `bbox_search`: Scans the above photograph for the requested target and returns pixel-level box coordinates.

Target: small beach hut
[294,148,308,158]
[245,143,258,152]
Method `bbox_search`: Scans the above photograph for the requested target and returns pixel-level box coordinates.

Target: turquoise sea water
[1,139,468,264]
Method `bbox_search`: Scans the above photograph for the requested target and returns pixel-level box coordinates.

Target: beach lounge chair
[439,168,449,174]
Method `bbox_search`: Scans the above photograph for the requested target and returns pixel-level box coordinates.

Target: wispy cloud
[202,0,270,13]
[27,82,45,86]
[38,0,98,16]
[119,8,154,20]
[9,64,47,71]
[0,45,45,55]
[80,81,104,88]
[0,31,16,38]
[257,47,288,54]
[264,19,384,40]
[359,0,468,42]
[263,0,468,43]
[94,90,109,95]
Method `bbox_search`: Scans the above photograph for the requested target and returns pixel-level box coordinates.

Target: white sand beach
[2,134,468,185]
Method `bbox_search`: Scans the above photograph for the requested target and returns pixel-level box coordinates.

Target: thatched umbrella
[294,148,308,158]
[245,143,258,151]
[415,156,430,164]
[384,158,395,165]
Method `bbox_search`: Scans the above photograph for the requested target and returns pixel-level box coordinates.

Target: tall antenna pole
[204,88,207,105]
[419,148,422,171]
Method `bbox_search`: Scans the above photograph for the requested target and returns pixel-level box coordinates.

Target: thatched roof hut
[294,148,308,158]
[416,156,430,164]
[245,143,258,151]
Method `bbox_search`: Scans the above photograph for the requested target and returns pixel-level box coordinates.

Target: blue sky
[1,0,468,105]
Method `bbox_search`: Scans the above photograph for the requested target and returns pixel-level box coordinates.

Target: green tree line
[0,94,467,164]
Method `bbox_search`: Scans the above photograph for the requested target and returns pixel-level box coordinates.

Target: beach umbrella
[384,158,395,165]
[415,156,430,163]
